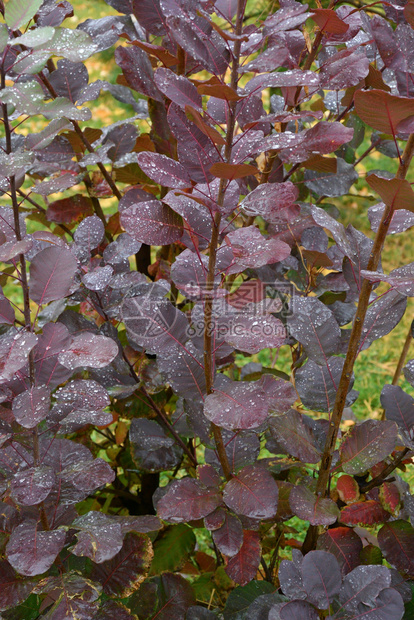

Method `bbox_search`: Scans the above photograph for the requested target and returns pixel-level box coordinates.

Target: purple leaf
[289,485,339,525]
[368,202,414,234]
[104,123,138,161]
[212,512,243,557]
[279,550,306,600]
[122,295,189,354]
[225,530,261,585]
[137,152,191,188]
[158,478,222,523]
[240,182,299,222]
[320,49,370,90]
[115,45,162,101]
[378,520,414,578]
[280,122,354,163]
[316,527,363,576]
[222,314,286,354]
[71,511,124,563]
[0,330,38,382]
[91,532,152,597]
[359,291,407,351]
[60,457,115,491]
[381,385,414,435]
[204,380,269,431]
[29,246,78,305]
[73,215,105,250]
[295,358,354,413]
[58,332,118,369]
[6,520,66,577]
[340,420,398,475]
[269,409,322,463]
[223,465,278,519]
[280,600,318,620]
[10,466,56,506]
[48,58,89,103]
[261,375,297,414]
[129,573,195,618]
[244,70,320,94]
[224,226,291,274]
[215,0,238,20]
[157,343,206,401]
[0,560,36,612]
[301,550,341,609]
[82,265,114,291]
[167,16,209,65]
[132,0,166,35]
[12,385,50,428]
[362,263,414,297]
[0,296,15,325]
[155,68,202,110]
[339,564,391,613]
[120,200,183,245]
[129,418,182,472]
[288,296,341,364]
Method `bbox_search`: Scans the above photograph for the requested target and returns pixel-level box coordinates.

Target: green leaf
[150,524,196,574]
[0,24,9,52]
[223,581,276,619]
[4,0,43,30]
[12,27,55,47]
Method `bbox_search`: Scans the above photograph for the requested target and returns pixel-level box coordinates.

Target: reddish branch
[302,133,414,553]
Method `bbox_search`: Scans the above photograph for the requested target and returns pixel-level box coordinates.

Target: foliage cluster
[1,0,414,617]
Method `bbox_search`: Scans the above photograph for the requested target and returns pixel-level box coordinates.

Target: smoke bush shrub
[1,0,414,617]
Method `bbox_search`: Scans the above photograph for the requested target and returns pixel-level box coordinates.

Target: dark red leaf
[12,385,50,428]
[316,527,363,576]
[225,530,261,585]
[224,226,291,274]
[340,500,391,526]
[287,296,341,364]
[355,90,414,135]
[46,194,94,224]
[6,520,66,577]
[0,560,35,612]
[340,420,398,475]
[312,9,349,33]
[367,175,414,212]
[378,520,414,578]
[240,182,298,222]
[158,478,222,523]
[91,532,152,597]
[223,465,278,519]
[132,0,166,36]
[71,511,124,563]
